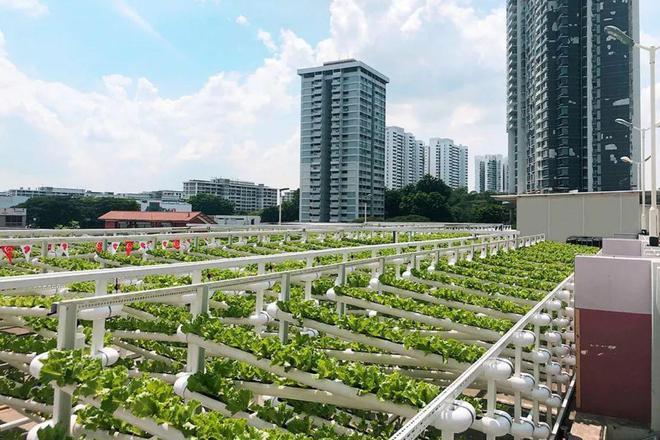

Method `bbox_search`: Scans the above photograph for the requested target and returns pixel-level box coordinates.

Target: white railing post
[186,270,208,373]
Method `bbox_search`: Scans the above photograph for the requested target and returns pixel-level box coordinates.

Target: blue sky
[0,0,659,192]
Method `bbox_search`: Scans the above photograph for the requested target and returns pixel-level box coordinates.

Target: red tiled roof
[98,211,213,223]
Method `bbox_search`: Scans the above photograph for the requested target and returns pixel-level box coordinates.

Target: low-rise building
[213,215,261,226]
[98,211,215,229]
[0,208,27,228]
[183,178,277,213]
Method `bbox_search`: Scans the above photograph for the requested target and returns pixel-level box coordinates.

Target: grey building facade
[426,138,468,189]
[475,154,507,193]
[385,126,425,190]
[183,178,277,213]
[298,60,388,222]
[507,0,640,194]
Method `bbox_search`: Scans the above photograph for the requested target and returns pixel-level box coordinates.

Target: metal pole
[642,129,647,232]
[278,190,282,226]
[649,47,658,245]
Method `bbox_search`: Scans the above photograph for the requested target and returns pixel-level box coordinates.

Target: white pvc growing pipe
[274,308,461,369]
[379,284,523,322]
[408,275,537,307]
[0,394,53,414]
[173,374,283,432]
[0,306,51,317]
[322,349,451,368]
[327,293,502,341]
[183,333,419,418]
[111,330,181,343]
[78,394,186,440]
[233,381,386,412]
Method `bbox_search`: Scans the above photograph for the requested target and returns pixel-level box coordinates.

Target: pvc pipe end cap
[266,302,279,318]
[546,394,562,408]
[95,347,119,367]
[546,299,563,311]
[300,327,320,338]
[563,331,575,342]
[367,309,378,318]
[368,277,380,290]
[565,306,575,318]
[563,355,576,366]
[511,420,535,438]
[511,330,536,347]
[530,348,552,364]
[531,384,552,402]
[546,361,562,376]
[29,352,49,379]
[555,372,571,384]
[479,411,512,438]
[427,265,436,273]
[533,422,551,439]
[432,400,475,433]
[508,373,535,392]
[401,270,412,279]
[553,344,571,357]
[531,313,552,326]
[249,312,270,326]
[557,289,571,301]
[326,288,336,300]
[553,317,570,328]
[173,373,192,397]
[545,331,563,344]
[483,358,514,381]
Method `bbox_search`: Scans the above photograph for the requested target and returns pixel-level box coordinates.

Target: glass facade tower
[507,0,640,193]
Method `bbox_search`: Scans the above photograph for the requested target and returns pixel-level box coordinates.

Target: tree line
[15,179,510,228]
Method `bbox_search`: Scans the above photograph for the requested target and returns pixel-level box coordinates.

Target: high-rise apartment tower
[506,0,640,193]
[298,60,388,222]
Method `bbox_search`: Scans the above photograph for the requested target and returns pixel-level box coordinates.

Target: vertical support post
[532,323,541,426]
[513,344,523,440]
[304,257,313,300]
[336,263,346,316]
[486,378,496,440]
[279,273,291,343]
[52,303,78,431]
[90,278,107,356]
[187,270,208,373]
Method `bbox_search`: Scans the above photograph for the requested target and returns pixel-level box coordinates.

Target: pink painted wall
[575,255,652,425]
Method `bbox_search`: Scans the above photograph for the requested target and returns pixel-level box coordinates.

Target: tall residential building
[183,178,277,213]
[426,138,468,189]
[298,59,388,222]
[507,0,640,194]
[385,126,425,189]
[475,154,508,193]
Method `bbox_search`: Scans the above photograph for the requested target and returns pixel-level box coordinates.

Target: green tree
[17,196,139,228]
[187,194,234,215]
[384,176,511,224]
[259,189,299,223]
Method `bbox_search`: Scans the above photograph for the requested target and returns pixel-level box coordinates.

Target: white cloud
[2,0,656,193]
[236,15,249,26]
[257,29,277,52]
[0,0,48,17]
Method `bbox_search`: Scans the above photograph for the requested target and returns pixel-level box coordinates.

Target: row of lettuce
[0,241,596,439]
